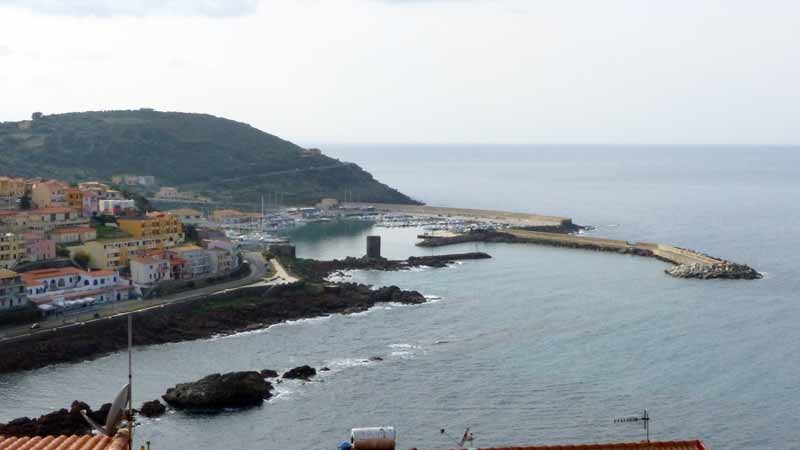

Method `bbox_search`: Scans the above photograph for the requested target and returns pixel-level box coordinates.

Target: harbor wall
[502,230,721,266]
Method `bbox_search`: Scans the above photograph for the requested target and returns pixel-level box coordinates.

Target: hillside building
[48,226,97,245]
[0,208,88,233]
[0,269,28,310]
[117,212,182,238]
[130,253,173,287]
[0,233,24,270]
[69,231,184,270]
[0,176,27,210]
[99,199,137,216]
[20,267,131,307]
[168,208,205,225]
[31,180,69,209]
[168,244,211,278]
[22,231,56,262]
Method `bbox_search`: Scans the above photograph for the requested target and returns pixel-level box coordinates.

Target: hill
[0,110,419,206]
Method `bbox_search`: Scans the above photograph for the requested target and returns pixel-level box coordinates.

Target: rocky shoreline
[665,262,762,280]
[284,252,491,282]
[0,282,425,375]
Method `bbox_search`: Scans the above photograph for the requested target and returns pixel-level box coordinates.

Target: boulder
[260,369,279,378]
[319,367,331,372]
[139,400,166,418]
[162,371,273,410]
[369,356,384,362]
[282,365,317,380]
[369,286,425,305]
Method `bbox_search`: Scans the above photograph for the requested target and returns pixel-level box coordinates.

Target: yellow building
[69,231,185,269]
[117,212,183,238]
[31,180,70,209]
[0,176,27,210]
[0,232,24,270]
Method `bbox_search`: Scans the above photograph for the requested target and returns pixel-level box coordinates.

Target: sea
[1,145,798,450]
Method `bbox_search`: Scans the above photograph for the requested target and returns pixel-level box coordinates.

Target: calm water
[1,146,798,450]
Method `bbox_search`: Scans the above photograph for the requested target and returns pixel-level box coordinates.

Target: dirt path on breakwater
[418,230,761,280]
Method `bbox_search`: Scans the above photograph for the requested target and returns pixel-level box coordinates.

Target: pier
[506,229,722,267]
[419,229,760,279]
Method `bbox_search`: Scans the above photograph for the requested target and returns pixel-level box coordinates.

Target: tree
[73,251,91,269]
[19,195,32,210]
[55,245,70,258]
[31,112,43,120]
[184,224,200,243]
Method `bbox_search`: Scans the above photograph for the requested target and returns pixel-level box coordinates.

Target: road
[0,252,297,343]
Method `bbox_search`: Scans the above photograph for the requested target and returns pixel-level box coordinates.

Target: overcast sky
[0,0,798,145]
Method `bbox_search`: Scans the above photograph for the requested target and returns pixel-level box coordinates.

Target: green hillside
[0,110,419,206]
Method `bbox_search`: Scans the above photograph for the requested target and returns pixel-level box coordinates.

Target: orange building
[117,212,183,238]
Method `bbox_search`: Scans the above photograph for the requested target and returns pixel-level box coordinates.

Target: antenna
[440,427,475,448]
[614,409,650,442]
[80,316,134,438]
[127,314,133,449]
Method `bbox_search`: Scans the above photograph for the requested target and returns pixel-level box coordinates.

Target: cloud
[0,0,260,17]
[0,45,12,57]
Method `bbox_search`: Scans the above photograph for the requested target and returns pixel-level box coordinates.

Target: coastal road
[0,252,296,344]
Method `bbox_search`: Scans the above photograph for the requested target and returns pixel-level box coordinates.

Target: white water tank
[351,427,396,450]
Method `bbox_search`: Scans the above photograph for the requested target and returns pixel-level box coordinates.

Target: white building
[130,254,172,287]
[98,199,136,215]
[21,267,132,306]
[169,245,211,278]
[207,248,236,274]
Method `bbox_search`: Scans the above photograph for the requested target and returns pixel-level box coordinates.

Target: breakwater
[418,229,761,280]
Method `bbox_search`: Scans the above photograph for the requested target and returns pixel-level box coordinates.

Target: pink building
[23,231,56,262]
[81,190,100,217]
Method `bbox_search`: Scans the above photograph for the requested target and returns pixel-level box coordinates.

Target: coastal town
[0,175,283,323]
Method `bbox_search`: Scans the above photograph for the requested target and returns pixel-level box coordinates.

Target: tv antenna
[440,427,475,448]
[81,315,134,448]
[614,409,650,442]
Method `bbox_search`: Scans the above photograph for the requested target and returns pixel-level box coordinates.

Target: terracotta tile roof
[30,207,80,214]
[50,227,96,234]
[85,270,116,277]
[20,267,84,283]
[422,441,706,450]
[0,431,129,450]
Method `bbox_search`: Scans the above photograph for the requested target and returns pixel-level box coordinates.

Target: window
[93,280,97,286]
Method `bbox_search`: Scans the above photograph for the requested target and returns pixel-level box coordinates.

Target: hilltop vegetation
[0,110,418,206]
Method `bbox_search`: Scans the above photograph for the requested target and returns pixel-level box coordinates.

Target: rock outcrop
[0,401,109,437]
[369,286,426,305]
[282,365,316,380]
[162,371,273,410]
[288,252,491,281]
[139,400,166,418]
[665,262,762,280]
[260,369,279,378]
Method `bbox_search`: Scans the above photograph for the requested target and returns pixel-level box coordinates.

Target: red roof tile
[0,430,129,450]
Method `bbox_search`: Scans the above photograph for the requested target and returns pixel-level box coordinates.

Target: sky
[0,0,798,145]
